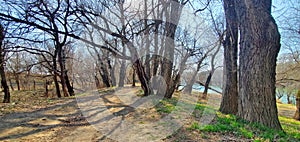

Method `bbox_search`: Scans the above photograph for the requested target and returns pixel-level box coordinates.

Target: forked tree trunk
[184,52,207,94]
[202,42,221,100]
[219,0,238,115]
[235,0,282,129]
[133,59,151,96]
[294,90,300,120]
[64,71,74,96]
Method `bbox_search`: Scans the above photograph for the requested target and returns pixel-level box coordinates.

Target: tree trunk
[118,47,126,87]
[111,57,117,86]
[219,0,238,115]
[162,1,183,99]
[64,71,74,96]
[235,0,282,129]
[133,59,151,96]
[143,0,151,79]
[53,74,61,98]
[0,24,10,103]
[294,90,300,120]
[9,78,14,91]
[53,53,61,98]
[202,71,213,99]
[57,46,68,97]
[45,80,49,97]
[15,72,20,91]
[184,53,207,94]
[132,67,136,87]
[95,74,101,89]
[1,56,10,103]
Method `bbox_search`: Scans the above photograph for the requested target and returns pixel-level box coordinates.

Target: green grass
[190,112,299,141]
[145,93,299,141]
[156,98,177,113]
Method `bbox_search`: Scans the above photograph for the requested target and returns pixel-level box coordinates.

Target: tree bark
[119,56,126,87]
[235,0,282,129]
[220,0,238,115]
[64,71,74,96]
[53,51,61,98]
[202,71,214,99]
[294,90,300,120]
[0,24,10,103]
[111,57,117,86]
[162,1,183,99]
[58,47,69,97]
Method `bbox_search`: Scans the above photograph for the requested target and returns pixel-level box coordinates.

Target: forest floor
[0,86,299,142]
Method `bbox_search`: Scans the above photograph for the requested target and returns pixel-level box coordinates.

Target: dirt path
[0,87,297,142]
[0,87,207,142]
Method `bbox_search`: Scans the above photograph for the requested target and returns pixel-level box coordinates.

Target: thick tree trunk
[162,1,183,99]
[220,0,238,115]
[1,55,10,103]
[144,0,151,78]
[133,59,151,96]
[97,61,111,87]
[53,74,61,98]
[53,53,61,98]
[58,49,69,97]
[235,0,282,129]
[294,90,300,120]
[0,24,10,103]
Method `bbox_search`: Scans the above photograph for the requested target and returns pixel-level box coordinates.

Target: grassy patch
[190,112,299,141]
[155,98,177,113]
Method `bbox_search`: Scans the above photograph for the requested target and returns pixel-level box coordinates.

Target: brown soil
[0,87,296,142]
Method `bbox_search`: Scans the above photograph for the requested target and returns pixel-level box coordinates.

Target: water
[179,84,296,105]
[178,84,222,94]
[278,95,296,105]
